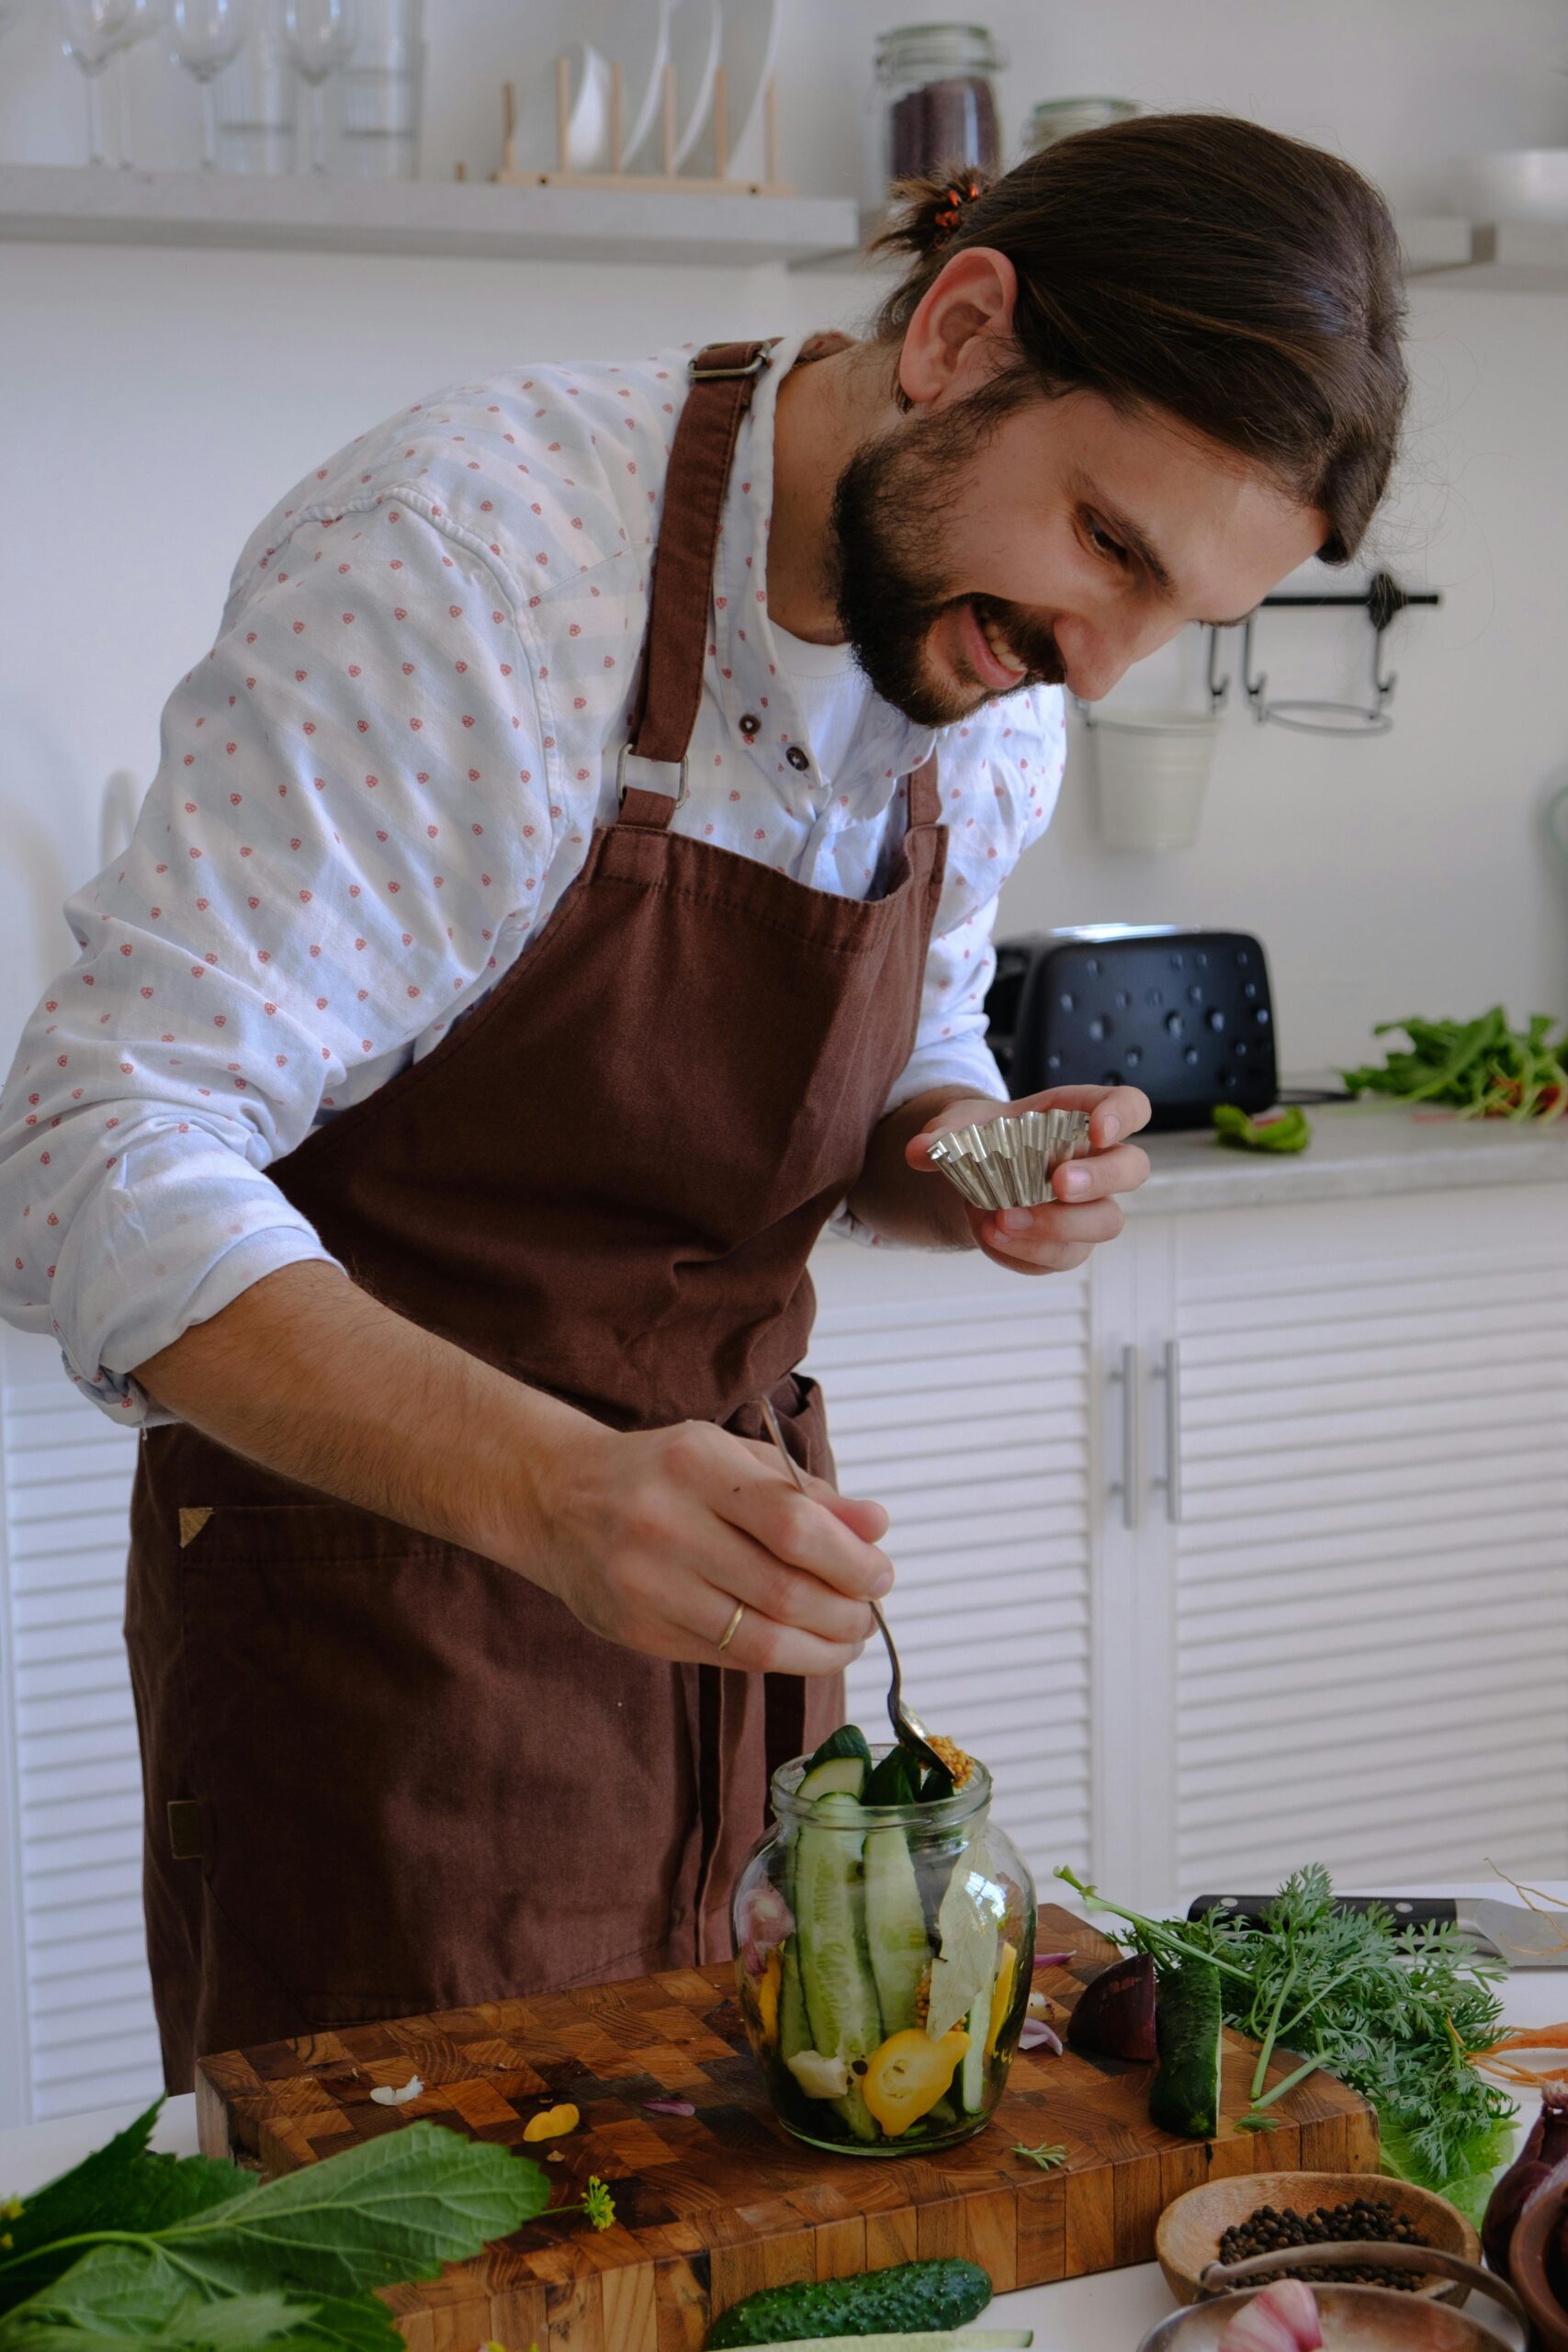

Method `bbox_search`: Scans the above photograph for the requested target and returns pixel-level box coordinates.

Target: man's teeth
[979,611,1028,676]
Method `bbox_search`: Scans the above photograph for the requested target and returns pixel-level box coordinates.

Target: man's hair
[872,113,1408,563]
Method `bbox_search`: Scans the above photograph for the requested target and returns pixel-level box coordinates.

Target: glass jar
[1023,95,1141,154]
[212,0,295,173]
[732,1747,1036,2155]
[870,22,1006,209]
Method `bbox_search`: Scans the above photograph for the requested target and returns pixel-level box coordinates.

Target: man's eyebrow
[1071,474,1176,595]
[1073,474,1258,628]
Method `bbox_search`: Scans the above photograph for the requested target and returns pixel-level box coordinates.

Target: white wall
[3,0,1567,1072]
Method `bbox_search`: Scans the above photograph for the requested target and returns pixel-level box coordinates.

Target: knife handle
[1188,1893,1461,1931]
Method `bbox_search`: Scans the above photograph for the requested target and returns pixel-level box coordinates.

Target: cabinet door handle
[1107,1343,1141,1530]
[1153,1339,1183,1524]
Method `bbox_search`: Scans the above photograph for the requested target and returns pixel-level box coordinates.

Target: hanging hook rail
[1237,570,1440,737]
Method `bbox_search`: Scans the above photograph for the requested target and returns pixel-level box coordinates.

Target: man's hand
[513,1416,892,1676]
[906,1084,1151,1273]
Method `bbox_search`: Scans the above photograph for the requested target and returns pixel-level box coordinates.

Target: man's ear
[898,247,1020,410]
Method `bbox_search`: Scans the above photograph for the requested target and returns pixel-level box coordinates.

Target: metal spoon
[757,1395,945,1779]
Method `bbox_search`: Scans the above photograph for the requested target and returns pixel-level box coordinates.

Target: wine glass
[170,0,243,165]
[57,0,133,164]
[283,0,355,172]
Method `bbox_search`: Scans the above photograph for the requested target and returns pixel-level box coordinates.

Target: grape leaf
[0,2288,310,2347]
[0,2243,400,2352]
[0,2144,250,2316]
[154,2126,549,2301]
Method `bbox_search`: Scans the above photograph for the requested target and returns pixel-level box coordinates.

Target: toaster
[984,926,1279,1131]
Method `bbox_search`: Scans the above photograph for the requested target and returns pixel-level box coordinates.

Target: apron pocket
[180,1501,702,2021]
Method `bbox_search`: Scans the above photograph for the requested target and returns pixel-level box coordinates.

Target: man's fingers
[721,1470,895,1601]
[679,1578,870,1678]
[979,1195,1125,1266]
[1048,1140,1150,1204]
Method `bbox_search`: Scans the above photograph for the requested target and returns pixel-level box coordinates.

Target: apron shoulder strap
[619,341,776,832]
[907,752,942,831]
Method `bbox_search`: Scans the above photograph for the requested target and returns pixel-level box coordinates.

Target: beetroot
[1483,2080,1568,2280]
[1066,1951,1158,2064]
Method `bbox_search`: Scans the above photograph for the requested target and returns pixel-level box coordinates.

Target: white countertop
[1136,1098,1568,1215]
[0,1883,1555,2351]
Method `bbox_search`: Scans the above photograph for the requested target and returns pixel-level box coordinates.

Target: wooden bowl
[1156,2171,1481,2305]
[1504,2155,1568,2350]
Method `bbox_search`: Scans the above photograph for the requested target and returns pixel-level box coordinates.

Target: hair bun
[873,170,992,261]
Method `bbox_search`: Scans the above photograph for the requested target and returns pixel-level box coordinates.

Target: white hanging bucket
[1088,708,1220,852]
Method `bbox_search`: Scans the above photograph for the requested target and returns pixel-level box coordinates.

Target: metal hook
[1240,613,1269,723]
[1204,624,1230,714]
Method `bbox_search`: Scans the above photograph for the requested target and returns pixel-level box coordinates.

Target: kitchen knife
[1187,1892,1568,1968]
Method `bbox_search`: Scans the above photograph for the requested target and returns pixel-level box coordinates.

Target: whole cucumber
[705,2256,992,2347]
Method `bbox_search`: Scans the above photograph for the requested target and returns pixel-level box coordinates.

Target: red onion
[1218,2280,1324,2352]
[1020,2018,1064,2055]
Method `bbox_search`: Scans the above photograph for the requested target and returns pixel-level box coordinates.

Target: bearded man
[0,112,1406,2087]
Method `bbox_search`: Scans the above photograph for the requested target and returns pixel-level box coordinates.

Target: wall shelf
[0,163,859,267]
[0,168,1562,291]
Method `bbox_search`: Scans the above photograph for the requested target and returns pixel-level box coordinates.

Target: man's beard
[826,385,1066,729]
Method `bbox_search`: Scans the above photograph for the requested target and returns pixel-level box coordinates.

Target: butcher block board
[195,1903,1376,2349]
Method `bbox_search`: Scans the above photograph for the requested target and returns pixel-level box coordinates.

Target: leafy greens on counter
[0,2099,611,2348]
[1342,1009,1568,1120]
[1056,1864,1517,2224]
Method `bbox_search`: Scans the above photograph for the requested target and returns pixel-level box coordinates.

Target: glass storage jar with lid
[1024,95,1141,153]
[870,22,1006,209]
[732,1741,1036,2155]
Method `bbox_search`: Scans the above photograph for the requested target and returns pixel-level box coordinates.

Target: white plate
[626,0,720,170]
[682,0,782,182]
[584,0,671,167]
[511,39,613,174]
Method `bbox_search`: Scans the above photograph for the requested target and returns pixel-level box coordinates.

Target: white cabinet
[0,1329,160,2128]
[804,1247,1100,1892]
[808,1181,1568,1917]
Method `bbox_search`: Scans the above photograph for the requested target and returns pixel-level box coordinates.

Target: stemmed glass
[108,0,164,164]
[57,0,133,164]
[283,0,356,171]
[170,0,243,166]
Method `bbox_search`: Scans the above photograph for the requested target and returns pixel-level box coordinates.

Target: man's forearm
[130,1261,580,1563]
[846,1085,991,1248]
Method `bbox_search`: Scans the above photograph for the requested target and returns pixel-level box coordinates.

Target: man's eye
[1088,521,1128,564]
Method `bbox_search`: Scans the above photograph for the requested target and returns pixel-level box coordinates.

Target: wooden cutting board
[195,1903,1376,2350]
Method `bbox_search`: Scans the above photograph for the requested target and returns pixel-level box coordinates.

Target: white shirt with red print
[0,334,1066,1422]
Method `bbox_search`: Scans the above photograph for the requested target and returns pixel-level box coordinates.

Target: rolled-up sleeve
[0,496,550,1420]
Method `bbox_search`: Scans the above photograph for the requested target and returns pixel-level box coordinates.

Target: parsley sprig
[0,2102,614,2348]
[1057,1864,1517,2222]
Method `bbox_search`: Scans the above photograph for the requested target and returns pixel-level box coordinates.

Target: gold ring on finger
[717,1601,745,1654]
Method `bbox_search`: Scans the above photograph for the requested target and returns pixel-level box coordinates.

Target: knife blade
[1186,1892,1568,1968]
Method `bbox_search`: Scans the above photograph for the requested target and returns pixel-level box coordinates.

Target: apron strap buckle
[617,741,690,817]
[687,345,773,382]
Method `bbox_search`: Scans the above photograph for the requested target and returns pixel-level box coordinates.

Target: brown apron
[125,340,947,2089]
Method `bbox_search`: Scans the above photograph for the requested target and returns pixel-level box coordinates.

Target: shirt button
[785,744,810,772]
[739,713,761,738]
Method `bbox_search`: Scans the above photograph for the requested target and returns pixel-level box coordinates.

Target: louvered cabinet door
[1164,1184,1568,1905]
[804,1239,1100,1890]
[0,1331,159,2124]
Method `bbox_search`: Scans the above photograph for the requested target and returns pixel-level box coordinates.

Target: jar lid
[1026,96,1142,145]
[876,21,1007,74]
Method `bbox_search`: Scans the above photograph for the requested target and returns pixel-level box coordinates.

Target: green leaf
[0,2123,249,2316]
[1,2290,319,2348]
[157,2125,549,2301]
[0,2242,400,2352]
[0,2108,164,2314]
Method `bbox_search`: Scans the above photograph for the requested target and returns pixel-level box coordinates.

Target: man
[0,113,1406,2086]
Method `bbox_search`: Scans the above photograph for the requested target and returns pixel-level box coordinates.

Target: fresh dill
[1057,1863,1517,2222]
